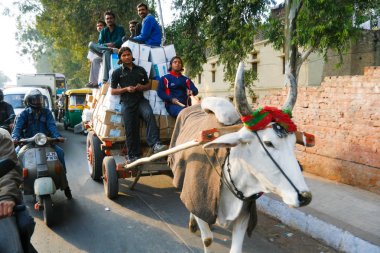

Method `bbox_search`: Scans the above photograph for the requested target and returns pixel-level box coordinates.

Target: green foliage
[264,0,380,61]
[167,0,273,83]
[15,0,141,87]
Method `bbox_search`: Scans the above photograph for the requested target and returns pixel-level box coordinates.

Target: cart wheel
[87,131,104,180]
[103,156,119,199]
[42,195,53,227]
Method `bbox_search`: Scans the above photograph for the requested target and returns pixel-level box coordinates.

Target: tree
[265,0,380,110]
[166,0,273,83]
[14,0,142,87]
[167,0,379,110]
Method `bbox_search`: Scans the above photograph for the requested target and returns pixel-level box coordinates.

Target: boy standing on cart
[110,47,167,163]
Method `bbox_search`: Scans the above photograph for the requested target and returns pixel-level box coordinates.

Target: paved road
[29,125,337,253]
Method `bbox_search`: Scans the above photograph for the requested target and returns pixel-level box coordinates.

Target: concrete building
[194,30,380,100]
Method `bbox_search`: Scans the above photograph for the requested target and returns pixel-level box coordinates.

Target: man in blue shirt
[132,3,162,47]
[88,11,125,85]
[11,89,72,199]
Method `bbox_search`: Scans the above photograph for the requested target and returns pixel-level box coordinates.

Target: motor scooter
[17,133,67,227]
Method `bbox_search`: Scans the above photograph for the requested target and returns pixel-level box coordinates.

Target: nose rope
[254,131,301,195]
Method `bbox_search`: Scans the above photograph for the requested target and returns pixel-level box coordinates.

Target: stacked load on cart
[83,82,175,142]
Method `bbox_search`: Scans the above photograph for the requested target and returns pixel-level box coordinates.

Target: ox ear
[203,132,244,149]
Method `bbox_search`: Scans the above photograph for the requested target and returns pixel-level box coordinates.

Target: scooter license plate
[46,152,58,161]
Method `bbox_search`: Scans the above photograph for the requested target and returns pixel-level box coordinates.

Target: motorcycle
[57,100,64,123]
[17,133,67,227]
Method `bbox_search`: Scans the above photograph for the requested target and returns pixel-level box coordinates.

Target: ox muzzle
[298,191,312,207]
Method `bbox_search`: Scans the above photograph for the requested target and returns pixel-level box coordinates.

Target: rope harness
[203,123,303,201]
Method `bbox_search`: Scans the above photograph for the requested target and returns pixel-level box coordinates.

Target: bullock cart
[84,118,174,198]
[101,125,243,199]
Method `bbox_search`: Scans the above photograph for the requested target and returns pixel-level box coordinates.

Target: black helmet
[25,89,44,109]
[0,89,3,102]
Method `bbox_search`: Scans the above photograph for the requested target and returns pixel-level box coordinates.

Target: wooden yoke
[295,131,315,147]
[197,125,242,144]
[124,125,315,169]
[125,125,242,169]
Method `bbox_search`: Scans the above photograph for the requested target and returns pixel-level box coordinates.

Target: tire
[42,195,53,227]
[103,156,119,199]
[87,131,104,180]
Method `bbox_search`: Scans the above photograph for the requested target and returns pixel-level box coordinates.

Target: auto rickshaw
[63,88,92,130]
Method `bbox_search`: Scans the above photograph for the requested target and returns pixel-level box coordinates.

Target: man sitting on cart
[110,47,167,163]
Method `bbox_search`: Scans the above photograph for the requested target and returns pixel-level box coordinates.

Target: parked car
[3,86,54,116]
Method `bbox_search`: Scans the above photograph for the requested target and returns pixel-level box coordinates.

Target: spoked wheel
[87,131,104,180]
[102,156,119,199]
[42,195,53,227]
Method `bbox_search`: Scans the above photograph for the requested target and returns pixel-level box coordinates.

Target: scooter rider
[11,89,72,199]
[0,89,15,130]
[0,128,36,253]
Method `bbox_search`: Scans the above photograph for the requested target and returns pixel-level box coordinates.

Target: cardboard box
[86,94,94,103]
[100,83,110,95]
[164,45,176,62]
[123,41,151,61]
[100,124,125,138]
[156,115,176,140]
[88,97,97,109]
[104,90,121,104]
[110,53,120,70]
[150,47,166,64]
[93,95,105,118]
[93,88,100,101]
[153,62,169,78]
[103,100,122,112]
[82,108,93,122]
[98,110,123,126]
[150,79,158,90]
[94,119,103,136]
[138,60,152,76]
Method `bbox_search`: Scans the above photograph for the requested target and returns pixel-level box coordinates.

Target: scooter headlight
[34,133,47,145]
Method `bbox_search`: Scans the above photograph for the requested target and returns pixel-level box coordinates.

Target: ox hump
[201,97,240,126]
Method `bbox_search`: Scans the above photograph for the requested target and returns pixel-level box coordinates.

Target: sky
[0,0,36,85]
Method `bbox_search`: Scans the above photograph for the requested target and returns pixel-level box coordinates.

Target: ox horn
[234,62,253,117]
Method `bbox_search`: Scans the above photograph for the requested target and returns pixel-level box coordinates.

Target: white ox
[186,62,312,253]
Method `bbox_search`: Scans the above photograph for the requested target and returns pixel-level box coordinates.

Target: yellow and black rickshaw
[63,88,92,130]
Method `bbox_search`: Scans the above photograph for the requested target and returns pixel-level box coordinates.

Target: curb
[256,195,380,253]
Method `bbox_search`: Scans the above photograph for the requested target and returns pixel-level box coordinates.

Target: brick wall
[254,66,380,194]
